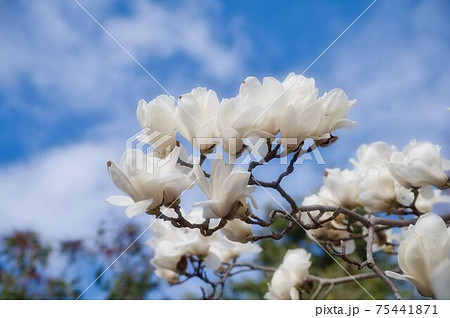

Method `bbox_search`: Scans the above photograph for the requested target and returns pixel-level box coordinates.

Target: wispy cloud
[0,0,250,118]
[320,0,450,159]
[0,0,252,168]
[106,0,249,82]
[0,140,125,240]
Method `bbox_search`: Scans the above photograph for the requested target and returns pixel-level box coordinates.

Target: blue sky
[1,0,449,297]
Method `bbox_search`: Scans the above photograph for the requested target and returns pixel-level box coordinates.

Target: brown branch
[151,205,227,237]
[362,218,403,300]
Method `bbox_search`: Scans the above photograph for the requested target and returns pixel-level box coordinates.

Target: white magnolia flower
[281,73,318,99]
[175,87,220,152]
[396,186,450,213]
[150,239,189,281]
[357,165,397,212]
[193,159,256,219]
[237,76,290,135]
[278,76,355,150]
[265,248,312,300]
[310,88,357,140]
[217,97,273,156]
[106,147,192,217]
[386,213,450,298]
[151,210,214,260]
[414,188,450,213]
[277,95,320,151]
[149,209,220,280]
[209,236,262,265]
[318,168,359,209]
[277,73,319,150]
[137,95,176,157]
[350,141,397,168]
[388,140,450,189]
[217,73,321,155]
[431,259,450,300]
[220,219,254,243]
[149,208,262,283]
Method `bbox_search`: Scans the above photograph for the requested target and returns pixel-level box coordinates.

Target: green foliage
[0,231,77,299]
[0,222,156,300]
[0,209,414,300]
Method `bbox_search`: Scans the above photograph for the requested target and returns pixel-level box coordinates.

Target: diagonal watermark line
[252,179,376,300]
[252,0,377,126]
[76,219,156,300]
[73,0,170,97]
[72,0,200,125]
[76,178,199,300]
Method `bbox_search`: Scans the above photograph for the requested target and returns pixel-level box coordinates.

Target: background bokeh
[0,0,449,299]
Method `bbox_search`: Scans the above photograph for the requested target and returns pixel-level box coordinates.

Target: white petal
[221,219,253,243]
[203,253,222,271]
[431,259,450,299]
[344,240,356,254]
[105,195,134,207]
[385,271,408,281]
[289,286,300,300]
[193,164,211,197]
[442,158,450,171]
[125,199,154,218]
[107,159,142,201]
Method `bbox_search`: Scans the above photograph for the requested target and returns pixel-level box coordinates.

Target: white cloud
[0,139,133,240]
[107,0,248,82]
[0,0,250,118]
[320,0,450,156]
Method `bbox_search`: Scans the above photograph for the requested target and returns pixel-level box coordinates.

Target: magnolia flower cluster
[301,141,450,250]
[139,73,356,156]
[264,248,312,300]
[149,208,262,283]
[107,73,356,241]
[386,213,450,299]
[106,148,257,242]
[104,72,450,300]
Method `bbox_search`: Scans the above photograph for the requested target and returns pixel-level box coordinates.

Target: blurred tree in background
[0,206,412,299]
[0,222,155,299]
